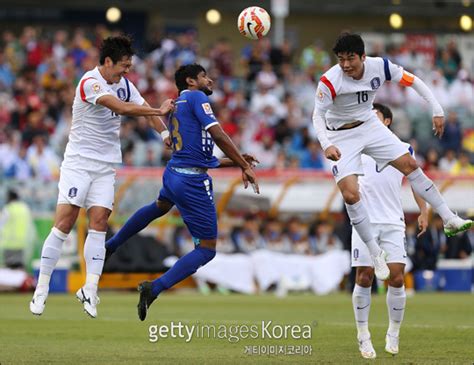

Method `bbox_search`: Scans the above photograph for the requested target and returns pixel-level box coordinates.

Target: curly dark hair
[174,63,206,92]
[99,35,135,65]
[332,32,365,56]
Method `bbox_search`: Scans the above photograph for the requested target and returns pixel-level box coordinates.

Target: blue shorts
[158,166,217,240]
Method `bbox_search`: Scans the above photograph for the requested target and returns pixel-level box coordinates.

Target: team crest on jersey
[332,165,339,177]
[68,187,78,198]
[370,77,381,90]
[202,103,213,115]
[317,89,324,101]
[117,88,127,101]
[92,83,101,94]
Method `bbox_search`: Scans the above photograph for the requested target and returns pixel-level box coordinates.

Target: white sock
[84,230,106,291]
[85,273,100,293]
[37,227,68,290]
[346,201,381,256]
[386,285,406,337]
[352,284,372,339]
[407,168,455,222]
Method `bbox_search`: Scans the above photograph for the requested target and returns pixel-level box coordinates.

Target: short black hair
[7,189,19,202]
[99,35,135,65]
[373,103,393,128]
[175,63,206,93]
[332,33,365,56]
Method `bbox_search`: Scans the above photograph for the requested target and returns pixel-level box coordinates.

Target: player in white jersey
[351,104,428,359]
[30,35,174,318]
[312,33,472,281]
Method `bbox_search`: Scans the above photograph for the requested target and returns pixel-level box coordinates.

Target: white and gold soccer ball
[237,6,271,40]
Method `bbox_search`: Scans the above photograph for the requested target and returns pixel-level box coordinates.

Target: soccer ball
[238,6,271,40]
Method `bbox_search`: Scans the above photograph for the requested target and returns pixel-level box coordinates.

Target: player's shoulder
[80,68,100,83]
[322,64,342,81]
[186,89,208,100]
[320,64,343,91]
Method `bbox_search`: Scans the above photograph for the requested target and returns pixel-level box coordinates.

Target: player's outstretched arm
[97,95,175,117]
[208,124,260,194]
[313,109,341,161]
[218,154,259,168]
[142,101,172,148]
[404,75,445,138]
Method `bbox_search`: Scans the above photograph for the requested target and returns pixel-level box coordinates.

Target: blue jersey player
[105,64,259,320]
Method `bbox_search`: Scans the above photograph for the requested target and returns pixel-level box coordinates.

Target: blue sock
[106,201,165,252]
[151,246,216,297]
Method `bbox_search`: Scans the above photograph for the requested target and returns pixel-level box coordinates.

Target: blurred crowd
[172,210,473,269]
[0,26,473,182]
[0,26,472,290]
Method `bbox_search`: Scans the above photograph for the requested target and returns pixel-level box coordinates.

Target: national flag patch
[202,103,213,115]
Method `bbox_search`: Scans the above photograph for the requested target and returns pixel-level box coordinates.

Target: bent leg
[151,238,216,297]
[106,199,173,252]
[390,154,455,222]
[339,175,381,257]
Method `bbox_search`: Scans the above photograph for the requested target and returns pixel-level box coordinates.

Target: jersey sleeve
[79,77,110,105]
[126,79,145,105]
[314,79,334,113]
[190,91,219,130]
[381,58,404,83]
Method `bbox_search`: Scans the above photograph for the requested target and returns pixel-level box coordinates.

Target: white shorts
[327,115,409,183]
[57,155,116,210]
[351,223,407,267]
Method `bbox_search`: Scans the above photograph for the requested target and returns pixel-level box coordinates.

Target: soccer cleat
[76,287,100,318]
[372,250,390,280]
[385,333,399,355]
[358,334,376,359]
[137,281,157,321]
[30,289,48,316]
[444,216,473,237]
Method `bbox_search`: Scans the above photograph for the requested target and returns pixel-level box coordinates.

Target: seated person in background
[231,213,264,253]
[260,217,291,253]
[309,219,344,255]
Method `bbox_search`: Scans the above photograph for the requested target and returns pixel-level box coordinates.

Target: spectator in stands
[440,111,463,153]
[412,215,444,271]
[260,217,291,253]
[422,147,440,173]
[438,149,458,172]
[299,39,331,81]
[0,49,14,91]
[4,144,31,181]
[299,140,325,170]
[436,49,458,84]
[449,69,473,114]
[309,219,344,255]
[231,213,263,253]
[285,216,311,255]
[440,230,472,259]
[450,150,474,175]
[26,134,60,181]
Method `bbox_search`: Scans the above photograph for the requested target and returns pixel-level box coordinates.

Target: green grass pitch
[1,291,473,364]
